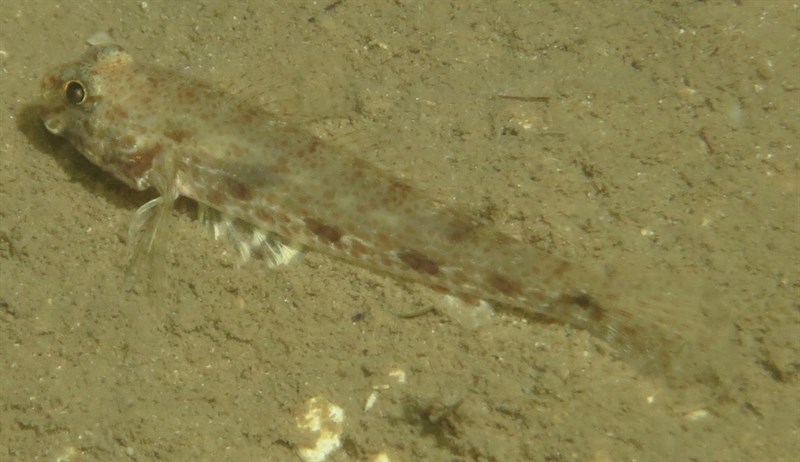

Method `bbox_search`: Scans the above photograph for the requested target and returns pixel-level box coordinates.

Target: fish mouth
[40,106,67,135]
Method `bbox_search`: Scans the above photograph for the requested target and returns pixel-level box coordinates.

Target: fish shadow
[17,103,194,215]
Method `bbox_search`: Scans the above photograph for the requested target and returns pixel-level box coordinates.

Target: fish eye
[63,80,87,105]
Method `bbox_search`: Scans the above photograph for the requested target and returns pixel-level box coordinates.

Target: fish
[39,45,694,375]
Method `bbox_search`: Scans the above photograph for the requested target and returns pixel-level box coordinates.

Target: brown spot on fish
[164,129,191,142]
[564,292,606,321]
[305,218,342,244]
[487,272,522,296]
[110,143,162,187]
[177,86,198,103]
[207,190,224,207]
[349,158,368,180]
[398,249,439,275]
[255,208,276,225]
[107,105,129,121]
[235,107,261,125]
[227,178,253,201]
[308,138,320,154]
[384,178,412,205]
[349,239,368,257]
[445,215,481,243]
[552,260,571,277]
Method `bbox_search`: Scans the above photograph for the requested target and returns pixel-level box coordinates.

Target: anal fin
[198,205,300,268]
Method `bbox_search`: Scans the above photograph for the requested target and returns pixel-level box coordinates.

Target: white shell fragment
[296,397,345,462]
[86,31,116,47]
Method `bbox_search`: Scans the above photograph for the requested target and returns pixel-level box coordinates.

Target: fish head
[40,45,157,190]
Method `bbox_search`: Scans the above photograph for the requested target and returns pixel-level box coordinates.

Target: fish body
[40,45,682,371]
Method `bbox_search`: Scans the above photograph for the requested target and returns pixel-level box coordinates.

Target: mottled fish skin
[39,45,685,373]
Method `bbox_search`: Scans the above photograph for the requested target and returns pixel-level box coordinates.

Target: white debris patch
[364,368,408,412]
[296,397,345,462]
[387,368,406,384]
[441,295,494,329]
[360,369,408,461]
[86,31,116,47]
[364,391,379,412]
